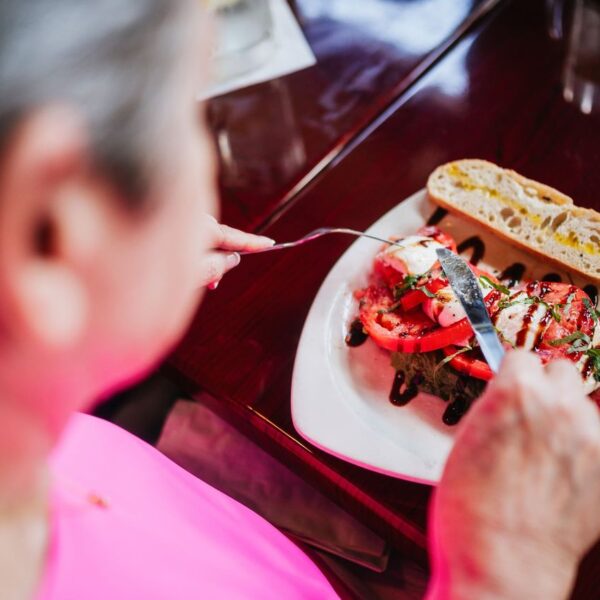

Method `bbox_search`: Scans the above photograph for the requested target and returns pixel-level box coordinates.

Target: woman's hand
[199,217,274,289]
[428,350,600,600]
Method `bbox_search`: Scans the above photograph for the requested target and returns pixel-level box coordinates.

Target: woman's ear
[0,107,110,351]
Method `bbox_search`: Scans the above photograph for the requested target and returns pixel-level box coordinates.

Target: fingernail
[263,237,276,246]
[208,280,219,290]
[227,252,241,267]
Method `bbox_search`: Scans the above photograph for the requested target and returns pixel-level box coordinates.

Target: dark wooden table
[210,0,492,230]
[169,0,600,596]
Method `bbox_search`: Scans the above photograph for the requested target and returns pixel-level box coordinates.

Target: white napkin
[157,397,389,572]
[198,0,316,100]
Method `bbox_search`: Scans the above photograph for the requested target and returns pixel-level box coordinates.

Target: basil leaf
[549,331,591,347]
[435,346,472,375]
[499,294,561,323]
[586,348,600,382]
[550,306,562,323]
[417,285,436,298]
[393,274,422,299]
[564,292,576,314]
[583,297,600,325]
[498,296,535,311]
[479,275,510,295]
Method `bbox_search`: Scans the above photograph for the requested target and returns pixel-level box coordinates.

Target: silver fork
[240,227,402,254]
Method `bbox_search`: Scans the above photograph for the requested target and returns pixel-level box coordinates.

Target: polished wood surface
[209,0,492,231]
[170,0,600,594]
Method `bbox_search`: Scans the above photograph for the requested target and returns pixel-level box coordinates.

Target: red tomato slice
[492,282,595,364]
[359,286,474,353]
[416,225,457,252]
[374,261,405,287]
[400,288,430,311]
[530,282,595,353]
[442,346,494,381]
[399,278,448,311]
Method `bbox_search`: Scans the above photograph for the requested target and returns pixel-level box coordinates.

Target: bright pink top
[36,413,338,599]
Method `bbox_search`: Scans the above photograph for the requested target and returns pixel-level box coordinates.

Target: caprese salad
[347,226,600,424]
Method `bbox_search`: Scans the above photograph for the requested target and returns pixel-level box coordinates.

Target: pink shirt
[36,413,338,599]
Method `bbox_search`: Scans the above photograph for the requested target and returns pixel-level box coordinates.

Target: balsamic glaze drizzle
[499,262,526,287]
[516,303,538,348]
[389,368,472,425]
[345,319,368,347]
[457,236,485,266]
[426,207,448,226]
[584,285,599,306]
[541,272,562,282]
[389,371,406,405]
[389,372,423,406]
[442,394,471,426]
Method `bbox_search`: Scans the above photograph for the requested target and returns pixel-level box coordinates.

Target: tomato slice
[400,288,430,311]
[400,278,448,311]
[374,261,405,287]
[530,283,595,357]
[490,282,596,364]
[442,346,494,381]
[359,286,474,353]
[416,225,457,252]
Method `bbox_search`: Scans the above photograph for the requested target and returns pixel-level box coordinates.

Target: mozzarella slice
[493,292,550,351]
[423,286,465,327]
[423,280,491,328]
[378,235,444,276]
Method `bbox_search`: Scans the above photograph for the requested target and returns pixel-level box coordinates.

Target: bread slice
[427,159,600,284]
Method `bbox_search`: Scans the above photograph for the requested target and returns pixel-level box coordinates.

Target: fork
[239,227,403,254]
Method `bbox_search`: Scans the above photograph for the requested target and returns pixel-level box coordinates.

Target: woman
[1,1,599,598]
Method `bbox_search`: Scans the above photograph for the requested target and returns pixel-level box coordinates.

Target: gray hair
[0,0,194,204]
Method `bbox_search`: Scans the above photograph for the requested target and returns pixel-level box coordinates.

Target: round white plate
[291,189,593,485]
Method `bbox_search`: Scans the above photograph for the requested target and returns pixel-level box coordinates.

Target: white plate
[291,189,596,485]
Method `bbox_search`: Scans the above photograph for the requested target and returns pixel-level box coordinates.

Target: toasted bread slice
[427,159,600,284]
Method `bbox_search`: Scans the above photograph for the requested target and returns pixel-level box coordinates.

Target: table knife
[436,247,505,373]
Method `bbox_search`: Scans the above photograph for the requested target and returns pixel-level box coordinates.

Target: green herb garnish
[586,348,600,382]
[549,304,562,323]
[549,331,592,354]
[380,282,437,313]
[417,285,436,298]
[479,275,510,295]
[583,297,600,325]
[563,292,576,315]
[434,345,472,378]
[498,295,561,323]
[393,274,423,299]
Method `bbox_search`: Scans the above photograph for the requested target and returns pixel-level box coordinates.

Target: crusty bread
[427,159,600,284]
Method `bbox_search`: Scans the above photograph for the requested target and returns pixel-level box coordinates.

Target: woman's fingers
[199,219,275,288]
[209,219,275,252]
[198,250,241,288]
[544,357,583,389]
[471,349,542,418]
